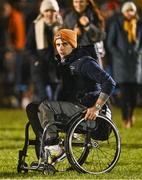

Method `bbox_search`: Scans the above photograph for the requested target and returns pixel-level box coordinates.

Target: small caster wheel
[43,164,56,175]
[17,163,22,173]
[17,162,28,173]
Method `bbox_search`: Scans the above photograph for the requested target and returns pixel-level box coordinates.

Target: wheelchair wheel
[65,114,121,174]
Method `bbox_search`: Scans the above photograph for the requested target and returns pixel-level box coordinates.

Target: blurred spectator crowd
[0,0,142,111]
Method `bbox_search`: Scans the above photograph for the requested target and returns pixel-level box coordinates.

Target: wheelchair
[17,105,121,175]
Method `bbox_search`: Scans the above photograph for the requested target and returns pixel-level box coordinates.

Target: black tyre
[43,164,56,175]
[17,162,28,173]
[17,150,28,173]
[65,115,121,174]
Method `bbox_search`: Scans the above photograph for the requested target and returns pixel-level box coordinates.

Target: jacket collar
[55,48,89,66]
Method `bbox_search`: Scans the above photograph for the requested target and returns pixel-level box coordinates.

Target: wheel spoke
[66,116,121,174]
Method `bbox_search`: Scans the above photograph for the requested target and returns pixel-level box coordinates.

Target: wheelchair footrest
[30,161,57,174]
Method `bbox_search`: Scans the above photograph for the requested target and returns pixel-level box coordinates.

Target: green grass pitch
[0,106,142,179]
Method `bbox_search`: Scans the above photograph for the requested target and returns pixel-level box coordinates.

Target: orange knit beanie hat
[54,29,77,48]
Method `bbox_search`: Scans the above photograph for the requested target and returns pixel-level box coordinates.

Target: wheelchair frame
[17,112,121,175]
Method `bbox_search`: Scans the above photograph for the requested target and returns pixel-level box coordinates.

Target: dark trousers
[118,83,138,121]
[26,102,43,139]
[26,100,86,146]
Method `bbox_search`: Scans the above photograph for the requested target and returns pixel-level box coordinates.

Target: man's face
[73,0,88,13]
[55,39,73,59]
[42,9,57,24]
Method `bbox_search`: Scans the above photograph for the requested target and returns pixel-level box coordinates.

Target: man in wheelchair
[26,29,116,165]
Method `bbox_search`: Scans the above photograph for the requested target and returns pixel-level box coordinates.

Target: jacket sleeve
[84,23,106,42]
[26,23,39,61]
[79,59,116,96]
[13,13,25,49]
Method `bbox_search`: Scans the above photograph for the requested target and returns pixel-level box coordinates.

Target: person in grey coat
[63,0,105,46]
[106,1,142,128]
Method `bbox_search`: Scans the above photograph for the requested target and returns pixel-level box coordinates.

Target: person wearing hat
[26,28,116,163]
[106,1,142,128]
[26,0,63,102]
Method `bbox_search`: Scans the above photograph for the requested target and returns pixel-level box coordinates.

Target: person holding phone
[26,0,63,102]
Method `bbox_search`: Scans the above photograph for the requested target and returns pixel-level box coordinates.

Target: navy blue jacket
[57,48,116,107]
